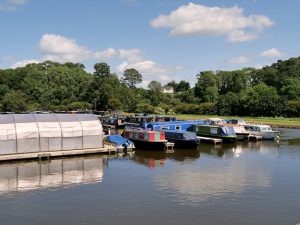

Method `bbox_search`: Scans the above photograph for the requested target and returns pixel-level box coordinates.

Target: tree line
[0,57,300,117]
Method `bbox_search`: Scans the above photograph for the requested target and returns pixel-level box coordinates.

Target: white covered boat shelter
[0,113,112,161]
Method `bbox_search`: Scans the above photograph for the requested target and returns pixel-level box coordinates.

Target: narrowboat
[142,120,205,131]
[125,114,176,125]
[159,130,199,148]
[122,129,167,150]
[243,124,280,140]
[99,115,126,128]
[188,124,237,143]
[203,118,249,141]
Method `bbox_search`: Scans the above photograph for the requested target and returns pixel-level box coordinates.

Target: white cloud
[229,56,250,64]
[38,34,141,63]
[150,3,273,42]
[116,59,183,87]
[10,33,184,87]
[0,0,28,12]
[11,59,40,68]
[260,48,284,58]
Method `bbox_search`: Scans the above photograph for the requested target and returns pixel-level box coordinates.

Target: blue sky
[0,0,299,87]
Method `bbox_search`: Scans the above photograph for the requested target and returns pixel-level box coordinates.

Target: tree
[241,83,283,116]
[176,80,190,92]
[122,68,142,88]
[280,78,300,100]
[94,62,110,77]
[148,81,163,106]
[194,71,219,102]
[2,90,28,112]
[166,80,178,91]
[148,81,162,92]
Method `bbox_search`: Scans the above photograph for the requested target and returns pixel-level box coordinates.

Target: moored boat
[204,118,249,140]
[159,130,199,148]
[243,124,280,140]
[99,115,126,128]
[188,124,237,143]
[122,129,168,150]
[104,134,135,151]
[125,114,176,125]
[142,120,205,131]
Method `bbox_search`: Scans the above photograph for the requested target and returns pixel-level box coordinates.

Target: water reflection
[153,146,275,206]
[133,141,281,169]
[133,150,166,168]
[0,156,107,196]
[199,141,281,158]
[133,148,201,168]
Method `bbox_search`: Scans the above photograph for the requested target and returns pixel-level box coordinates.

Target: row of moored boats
[103,116,280,151]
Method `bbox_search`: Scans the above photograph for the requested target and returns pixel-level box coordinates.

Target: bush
[174,102,217,115]
[68,101,93,111]
[136,103,155,114]
[284,100,300,117]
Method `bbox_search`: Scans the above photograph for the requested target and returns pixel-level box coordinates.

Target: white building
[162,86,174,94]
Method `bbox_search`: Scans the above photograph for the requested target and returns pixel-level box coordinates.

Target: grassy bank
[176,114,300,128]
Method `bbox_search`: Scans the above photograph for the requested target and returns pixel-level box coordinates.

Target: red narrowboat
[123,129,167,150]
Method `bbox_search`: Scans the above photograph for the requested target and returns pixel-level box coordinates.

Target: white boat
[243,124,279,140]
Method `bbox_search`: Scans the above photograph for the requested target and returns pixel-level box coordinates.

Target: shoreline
[175,114,300,129]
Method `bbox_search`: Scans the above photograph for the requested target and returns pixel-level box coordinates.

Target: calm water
[0,128,300,225]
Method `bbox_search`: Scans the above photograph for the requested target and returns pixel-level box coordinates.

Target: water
[0,128,300,225]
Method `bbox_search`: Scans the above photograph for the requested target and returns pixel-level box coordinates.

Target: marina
[0,128,299,225]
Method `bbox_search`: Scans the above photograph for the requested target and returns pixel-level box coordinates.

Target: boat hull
[165,139,198,148]
[128,139,167,150]
[190,125,237,143]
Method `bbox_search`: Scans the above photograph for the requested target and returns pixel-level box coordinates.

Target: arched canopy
[0,114,103,155]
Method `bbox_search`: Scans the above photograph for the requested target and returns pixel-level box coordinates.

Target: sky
[0,0,299,87]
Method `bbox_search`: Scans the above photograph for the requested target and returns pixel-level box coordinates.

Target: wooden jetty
[197,136,222,145]
[0,145,117,162]
[165,142,175,150]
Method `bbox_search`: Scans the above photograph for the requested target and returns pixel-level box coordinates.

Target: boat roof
[244,124,272,128]
[124,129,161,133]
[159,130,194,134]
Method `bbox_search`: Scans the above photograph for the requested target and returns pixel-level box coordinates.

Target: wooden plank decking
[0,145,117,162]
[197,136,222,145]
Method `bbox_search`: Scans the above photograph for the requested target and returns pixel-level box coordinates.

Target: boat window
[161,126,169,130]
[175,125,181,130]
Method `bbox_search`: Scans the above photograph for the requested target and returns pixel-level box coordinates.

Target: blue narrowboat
[159,130,199,148]
[142,120,205,131]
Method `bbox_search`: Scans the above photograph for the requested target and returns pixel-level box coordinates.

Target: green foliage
[284,100,300,117]
[217,92,240,116]
[148,80,162,92]
[93,62,110,77]
[0,57,300,117]
[136,103,155,114]
[108,98,123,110]
[68,101,92,111]
[195,71,219,102]
[2,90,28,112]
[241,83,283,116]
[122,68,142,88]
[154,107,165,115]
[174,103,217,115]
[280,78,300,100]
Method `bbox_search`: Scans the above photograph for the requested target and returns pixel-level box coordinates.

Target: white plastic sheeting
[0,114,103,155]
